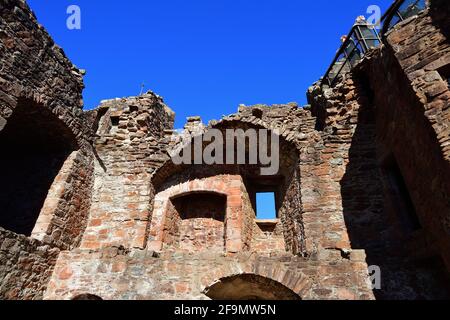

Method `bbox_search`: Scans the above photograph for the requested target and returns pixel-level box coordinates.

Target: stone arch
[150,117,306,255]
[151,116,303,190]
[0,98,78,235]
[203,273,301,300]
[148,176,244,254]
[213,117,304,148]
[71,293,103,300]
[0,97,93,248]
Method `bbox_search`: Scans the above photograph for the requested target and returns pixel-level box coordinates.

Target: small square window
[256,192,277,220]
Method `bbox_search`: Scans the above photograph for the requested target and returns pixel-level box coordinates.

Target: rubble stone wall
[44,247,373,300]
[1,0,449,301]
[80,94,175,250]
[306,0,450,299]
[0,228,59,300]
[379,2,450,269]
[0,0,94,299]
[149,175,247,254]
[0,0,87,145]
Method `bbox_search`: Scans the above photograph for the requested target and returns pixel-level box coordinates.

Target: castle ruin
[0,0,449,300]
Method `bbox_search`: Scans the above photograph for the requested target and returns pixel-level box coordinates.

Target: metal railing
[322,0,428,87]
[382,0,427,35]
[322,20,381,87]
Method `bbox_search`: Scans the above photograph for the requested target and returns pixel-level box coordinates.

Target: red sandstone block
[88,219,102,227]
[211,181,225,192]
[127,203,139,210]
[226,240,241,253]
[99,233,109,241]
[124,220,136,227]
[132,235,147,249]
[336,288,357,300]
[228,187,242,196]
[126,174,137,181]
[82,234,97,242]
[335,240,351,250]
[111,261,127,273]
[203,179,214,190]
[81,241,101,250]
[148,240,163,251]
[230,179,242,187]
[227,195,241,207]
[114,229,126,238]
[167,263,178,272]
[175,282,190,294]
[58,266,73,280]
[99,195,114,203]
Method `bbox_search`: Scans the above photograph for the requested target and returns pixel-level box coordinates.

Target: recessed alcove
[0,100,78,236]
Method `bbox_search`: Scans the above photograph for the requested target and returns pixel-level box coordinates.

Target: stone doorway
[203,274,301,300]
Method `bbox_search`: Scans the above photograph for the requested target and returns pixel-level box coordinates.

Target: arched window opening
[0,100,78,236]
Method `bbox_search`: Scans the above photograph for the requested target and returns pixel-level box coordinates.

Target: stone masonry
[0,0,449,300]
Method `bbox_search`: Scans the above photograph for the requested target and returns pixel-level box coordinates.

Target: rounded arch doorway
[203,274,301,300]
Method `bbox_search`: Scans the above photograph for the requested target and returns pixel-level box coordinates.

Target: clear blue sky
[257,193,277,220]
[28,0,391,129]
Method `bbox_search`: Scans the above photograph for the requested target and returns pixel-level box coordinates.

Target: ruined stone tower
[0,0,449,300]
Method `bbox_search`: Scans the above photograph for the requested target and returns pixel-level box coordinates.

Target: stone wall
[0,0,87,145]
[0,228,59,300]
[31,150,94,250]
[80,93,175,250]
[309,67,450,299]
[0,0,94,299]
[363,4,450,298]
[165,193,227,253]
[149,175,248,254]
[44,247,373,300]
[306,0,450,299]
[377,1,450,270]
[0,0,95,243]
[45,100,377,300]
[1,0,449,301]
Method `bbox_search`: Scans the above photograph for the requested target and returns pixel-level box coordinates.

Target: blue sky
[27,0,391,129]
[256,193,277,220]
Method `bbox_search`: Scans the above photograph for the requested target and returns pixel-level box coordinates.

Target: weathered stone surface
[0,228,59,300]
[0,0,94,299]
[0,0,449,301]
[306,0,450,299]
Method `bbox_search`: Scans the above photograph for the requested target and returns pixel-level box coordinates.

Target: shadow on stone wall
[430,0,450,40]
[340,73,450,300]
[0,99,78,236]
[339,80,385,300]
